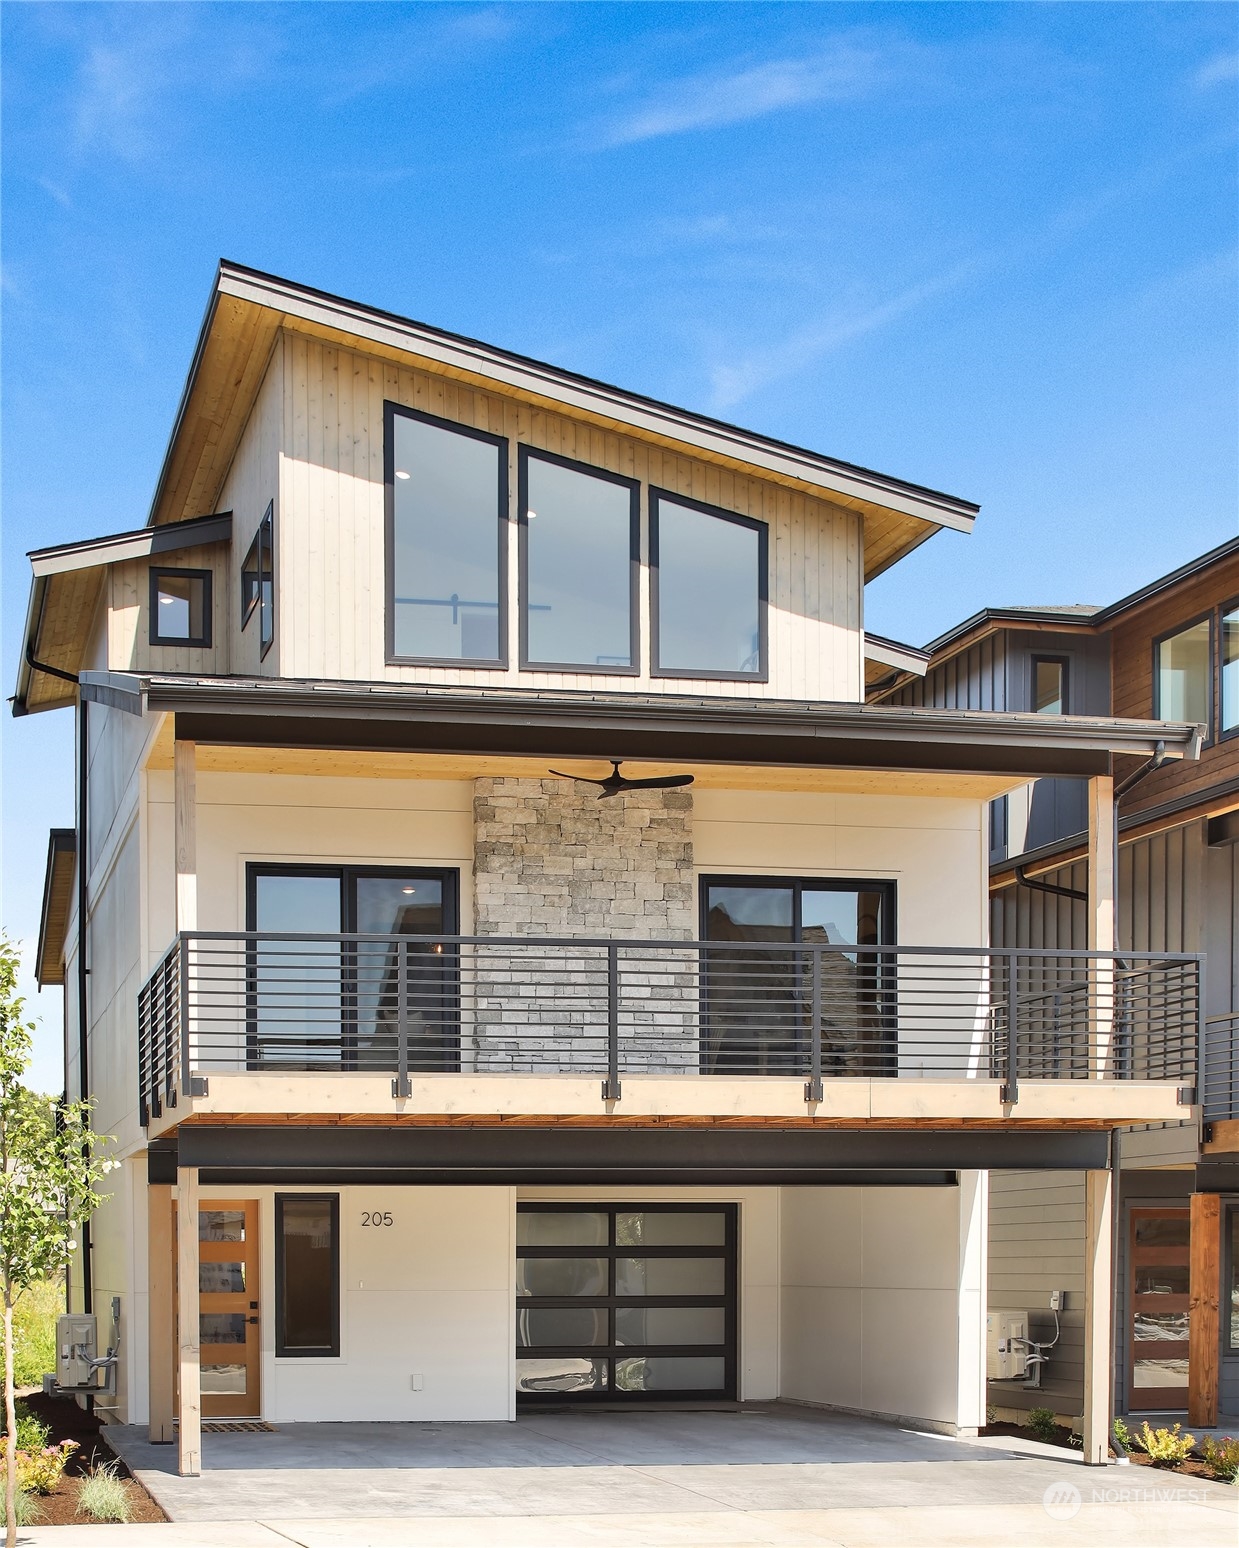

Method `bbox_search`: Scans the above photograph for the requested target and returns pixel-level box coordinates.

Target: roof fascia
[30,511,232,578]
[213,262,979,534]
[864,633,931,676]
[1090,535,1239,626]
[35,828,76,988]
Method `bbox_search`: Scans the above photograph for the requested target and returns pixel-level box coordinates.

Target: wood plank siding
[277,331,864,700]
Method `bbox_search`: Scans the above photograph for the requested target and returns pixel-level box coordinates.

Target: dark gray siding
[887,633,1008,710]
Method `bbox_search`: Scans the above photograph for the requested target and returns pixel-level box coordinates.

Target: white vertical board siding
[278,333,863,699]
[108,544,231,679]
[218,341,284,678]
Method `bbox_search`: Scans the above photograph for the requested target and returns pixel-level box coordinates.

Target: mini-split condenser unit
[55,1315,98,1388]
[986,1309,1030,1380]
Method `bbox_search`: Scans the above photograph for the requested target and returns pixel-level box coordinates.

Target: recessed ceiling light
[159,596,175,604]
[395,470,411,480]
[526,510,537,519]
[402,887,416,895]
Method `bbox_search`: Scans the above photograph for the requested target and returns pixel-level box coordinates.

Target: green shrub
[1112,1416,1132,1454]
[1027,1406,1058,1442]
[1138,1421,1195,1468]
[1201,1435,1239,1483]
[76,1460,134,1523]
[9,1279,62,1387]
[0,1401,50,1453]
[1,1438,79,1494]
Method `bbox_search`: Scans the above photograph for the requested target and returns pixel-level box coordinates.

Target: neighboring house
[14,263,1201,1476]
[872,538,1239,1426]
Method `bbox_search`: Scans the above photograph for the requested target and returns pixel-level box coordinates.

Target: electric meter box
[986,1309,1029,1380]
[56,1314,97,1388]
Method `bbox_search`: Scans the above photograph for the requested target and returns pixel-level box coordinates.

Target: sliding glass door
[700,877,894,1075]
[247,866,459,1072]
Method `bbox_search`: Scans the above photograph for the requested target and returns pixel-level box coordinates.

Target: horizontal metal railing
[1202,1011,1239,1122]
[135,932,1201,1123]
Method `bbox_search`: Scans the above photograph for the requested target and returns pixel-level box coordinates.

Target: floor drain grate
[201,1421,276,1434]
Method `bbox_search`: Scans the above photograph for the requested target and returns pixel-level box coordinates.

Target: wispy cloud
[596,40,886,147]
[706,261,979,411]
[1196,51,1239,89]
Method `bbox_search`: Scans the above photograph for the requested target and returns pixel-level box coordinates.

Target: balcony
[137,933,1201,1132]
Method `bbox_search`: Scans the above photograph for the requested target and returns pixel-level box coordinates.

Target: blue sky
[3,2,1237,1088]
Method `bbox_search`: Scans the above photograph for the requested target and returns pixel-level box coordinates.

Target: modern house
[15,263,1204,1477]
[871,539,1239,1429]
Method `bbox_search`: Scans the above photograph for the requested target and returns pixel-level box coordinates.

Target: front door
[1128,1207,1190,1411]
[175,1200,262,1419]
[515,1204,737,1403]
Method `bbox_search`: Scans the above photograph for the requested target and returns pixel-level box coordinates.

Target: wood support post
[147,1184,175,1444]
[174,740,197,933]
[1083,1167,1114,1466]
[176,1166,201,1477]
[1188,1191,1220,1428]
[1088,774,1116,1077]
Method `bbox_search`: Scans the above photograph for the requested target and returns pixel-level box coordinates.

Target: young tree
[0,938,113,1547]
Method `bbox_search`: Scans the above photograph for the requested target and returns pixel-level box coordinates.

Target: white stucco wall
[779,1174,987,1431]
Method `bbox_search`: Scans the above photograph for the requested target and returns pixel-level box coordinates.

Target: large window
[386,405,507,664]
[275,1195,339,1357]
[247,865,460,1072]
[1222,604,1239,738]
[149,568,211,647]
[519,448,638,672]
[651,492,767,679]
[700,877,894,1076]
[240,504,274,658]
[1155,615,1211,727]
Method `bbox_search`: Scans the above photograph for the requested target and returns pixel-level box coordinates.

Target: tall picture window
[240,504,275,658]
[1032,657,1068,715]
[1222,603,1239,738]
[651,492,767,679]
[386,405,507,664]
[1155,615,1211,727]
[149,568,212,647]
[519,449,638,672]
[275,1195,339,1357]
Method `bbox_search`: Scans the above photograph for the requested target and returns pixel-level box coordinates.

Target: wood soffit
[147,264,978,583]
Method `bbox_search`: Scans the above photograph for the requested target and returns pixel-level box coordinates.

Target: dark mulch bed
[1125,1449,1226,1481]
[980,1419,1080,1451]
[981,1416,1237,1482]
[10,1391,167,1525]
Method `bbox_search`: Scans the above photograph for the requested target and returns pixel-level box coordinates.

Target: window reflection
[1156,619,1210,725]
[653,496,763,677]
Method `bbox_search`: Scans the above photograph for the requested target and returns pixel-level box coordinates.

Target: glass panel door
[1128,1208,1190,1410]
[354,875,457,1072]
[176,1200,261,1419]
[801,886,891,1076]
[251,873,343,1069]
[516,1205,735,1402]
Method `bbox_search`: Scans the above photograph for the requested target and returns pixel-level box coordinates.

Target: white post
[174,740,197,932]
[1083,1167,1114,1466]
[1088,774,1116,1076]
[176,1166,201,1477]
[956,1169,988,1434]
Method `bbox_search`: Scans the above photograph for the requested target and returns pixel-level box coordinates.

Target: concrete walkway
[22,1405,1235,1546]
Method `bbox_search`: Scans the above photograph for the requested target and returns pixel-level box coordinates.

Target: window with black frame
[519,448,638,671]
[700,878,894,1076]
[651,492,766,679]
[276,1195,339,1357]
[1222,603,1239,739]
[1155,615,1211,728]
[387,405,507,664]
[246,866,459,1073]
[240,504,275,657]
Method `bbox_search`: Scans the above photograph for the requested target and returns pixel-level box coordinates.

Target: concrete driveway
[38,1404,1235,1546]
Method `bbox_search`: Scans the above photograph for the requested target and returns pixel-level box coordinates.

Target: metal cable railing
[136,932,1201,1122]
[1202,1011,1239,1122]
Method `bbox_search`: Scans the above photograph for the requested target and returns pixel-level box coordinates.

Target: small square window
[150,568,211,647]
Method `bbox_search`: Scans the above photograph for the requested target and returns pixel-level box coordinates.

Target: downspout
[76,695,92,1318]
[1114,740,1167,801]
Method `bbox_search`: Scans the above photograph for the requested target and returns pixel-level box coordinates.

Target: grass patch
[77,1460,134,1523]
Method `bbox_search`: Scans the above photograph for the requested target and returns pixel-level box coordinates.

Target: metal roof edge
[35,828,76,988]
[30,511,232,577]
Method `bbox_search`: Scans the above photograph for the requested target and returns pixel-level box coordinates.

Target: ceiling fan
[548,759,695,800]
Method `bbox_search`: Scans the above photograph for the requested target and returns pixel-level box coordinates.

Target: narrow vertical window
[519,449,638,672]
[1155,616,1211,727]
[1032,657,1068,715]
[651,492,766,678]
[387,405,507,664]
[257,504,275,658]
[150,569,211,647]
[1222,604,1239,737]
[276,1194,339,1356]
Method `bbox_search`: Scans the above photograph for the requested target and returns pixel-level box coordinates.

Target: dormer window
[149,567,211,647]
[652,492,767,680]
[387,406,507,665]
[1032,656,1068,715]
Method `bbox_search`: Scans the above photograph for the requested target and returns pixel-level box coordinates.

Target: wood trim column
[1188,1191,1221,1427]
[147,1184,174,1444]
[176,1166,201,1477]
[174,740,196,932]
[1088,774,1116,1077]
[1083,1167,1114,1465]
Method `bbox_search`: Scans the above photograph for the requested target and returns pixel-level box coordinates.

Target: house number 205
[361,1211,394,1227]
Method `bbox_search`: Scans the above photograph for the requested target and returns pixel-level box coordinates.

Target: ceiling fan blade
[548,769,609,786]
[615,774,696,790]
